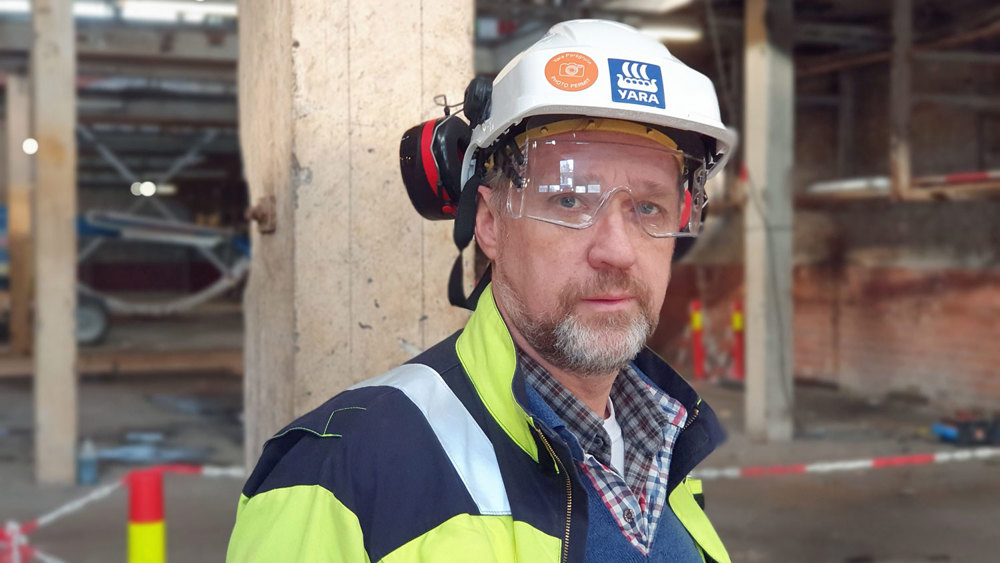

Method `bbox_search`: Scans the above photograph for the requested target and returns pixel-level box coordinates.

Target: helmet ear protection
[399,115,471,220]
[398,78,493,309]
[463,76,493,129]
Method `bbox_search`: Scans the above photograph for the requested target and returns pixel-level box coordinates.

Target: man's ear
[474,185,499,261]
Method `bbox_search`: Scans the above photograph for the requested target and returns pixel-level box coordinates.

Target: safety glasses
[500,135,708,238]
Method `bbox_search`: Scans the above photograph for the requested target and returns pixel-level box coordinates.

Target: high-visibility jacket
[227,286,730,563]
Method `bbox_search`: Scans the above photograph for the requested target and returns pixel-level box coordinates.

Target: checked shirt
[519,350,688,554]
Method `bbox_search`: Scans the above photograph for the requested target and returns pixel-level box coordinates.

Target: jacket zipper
[534,426,571,563]
[682,404,700,432]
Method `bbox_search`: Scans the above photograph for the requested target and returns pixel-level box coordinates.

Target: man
[228,19,735,562]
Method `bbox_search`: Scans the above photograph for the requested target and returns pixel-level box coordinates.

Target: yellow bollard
[128,469,166,563]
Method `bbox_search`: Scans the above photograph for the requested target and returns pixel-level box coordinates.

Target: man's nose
[586,194,639,271]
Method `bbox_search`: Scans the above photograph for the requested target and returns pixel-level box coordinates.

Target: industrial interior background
[1,0,998,562]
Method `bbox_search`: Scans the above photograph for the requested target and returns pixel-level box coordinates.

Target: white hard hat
[461,19,736,188]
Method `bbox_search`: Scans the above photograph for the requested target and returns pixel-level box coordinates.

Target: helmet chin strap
[448,172,492,310]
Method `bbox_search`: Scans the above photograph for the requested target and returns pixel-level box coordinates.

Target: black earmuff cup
[399,119,466,221]
[431,117,471,203]
[400,121,449,220]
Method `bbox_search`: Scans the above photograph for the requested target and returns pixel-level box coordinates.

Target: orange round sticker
[544,52,598,92]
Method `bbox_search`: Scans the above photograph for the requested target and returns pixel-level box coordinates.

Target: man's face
[477,129,681,376]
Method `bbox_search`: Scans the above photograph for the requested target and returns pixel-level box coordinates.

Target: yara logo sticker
[609,58,665,109]
[617,62,658,93]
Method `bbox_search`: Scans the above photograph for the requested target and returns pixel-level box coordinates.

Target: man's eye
[556,196,581,209]
[637,201,661,215]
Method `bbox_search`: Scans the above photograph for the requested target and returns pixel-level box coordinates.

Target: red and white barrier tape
[1,464,243,563]
[690,446,1000,480]
[916,169,1000,185]
[29,549,66,563]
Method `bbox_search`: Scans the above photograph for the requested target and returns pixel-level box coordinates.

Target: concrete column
[743,0,795,442]
[889,0,912,200]
[32,0,78,483]
[238,0,473,466]
[5,73,34,357]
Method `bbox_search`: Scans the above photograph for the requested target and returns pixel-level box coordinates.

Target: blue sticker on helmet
[609,58,665,109]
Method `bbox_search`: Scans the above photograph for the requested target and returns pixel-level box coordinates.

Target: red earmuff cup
[419,120,441,197]
[679,190,692,230]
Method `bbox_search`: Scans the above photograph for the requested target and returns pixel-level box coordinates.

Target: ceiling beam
[78,97,236,126]
[799,18,1000,78]
[76,132,239,154]
[914,93,1000,111]
[914,50,1000,64]
[793,22,887,48]
[0,19,236,76]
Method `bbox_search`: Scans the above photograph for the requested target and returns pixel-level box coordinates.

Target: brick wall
[652,264,1000,411]
[833,266,1000,409]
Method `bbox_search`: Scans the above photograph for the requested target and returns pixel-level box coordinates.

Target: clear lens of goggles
[505,139,707,238]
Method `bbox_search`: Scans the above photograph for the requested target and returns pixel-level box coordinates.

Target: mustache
[559,269,652,311]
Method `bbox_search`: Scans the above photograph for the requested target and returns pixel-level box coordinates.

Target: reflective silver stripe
[350,364,512,515]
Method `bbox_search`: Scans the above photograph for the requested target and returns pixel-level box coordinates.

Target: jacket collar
[455,284,725,474]
[455,285,540,462]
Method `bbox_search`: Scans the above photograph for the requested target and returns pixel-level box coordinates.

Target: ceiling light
[121,1,237,23]
[0,0,115,18]
[74,1,114,18]
[0,0,29,15]
[639,24,702,43]
[155,183,177,196]
[605,0,695,15]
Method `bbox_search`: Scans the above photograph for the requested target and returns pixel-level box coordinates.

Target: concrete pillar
[32,0,78,483]
[743,0,795,442]
[889,0,912,200]
[5,73,34,357]
[238,0,473,466]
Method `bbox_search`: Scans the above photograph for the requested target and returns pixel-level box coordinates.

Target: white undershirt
[602,397,626,476]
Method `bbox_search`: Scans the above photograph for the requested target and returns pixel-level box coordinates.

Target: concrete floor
[0,373,243,563]
[702,383,1000,562]
[1,372,997,562]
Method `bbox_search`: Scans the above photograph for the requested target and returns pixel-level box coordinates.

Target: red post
[690,300,705,380]
[128,469,166,563]
[0,522,35,563]
[731,300,745,381]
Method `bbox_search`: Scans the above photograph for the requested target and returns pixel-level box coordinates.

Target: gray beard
[550,312,652,377]
[493,275,655,378]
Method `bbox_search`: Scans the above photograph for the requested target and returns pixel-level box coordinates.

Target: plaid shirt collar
[518,348,690,552]
[518,350,612,463]
[517,349,685,473]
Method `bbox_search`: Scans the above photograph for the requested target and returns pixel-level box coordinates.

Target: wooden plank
[32,0,78,485]
[908,181,1000,200]
[0,348,243,378]
[889,0,912,201]
[797,181,1000,206]
[4,73,33,356]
